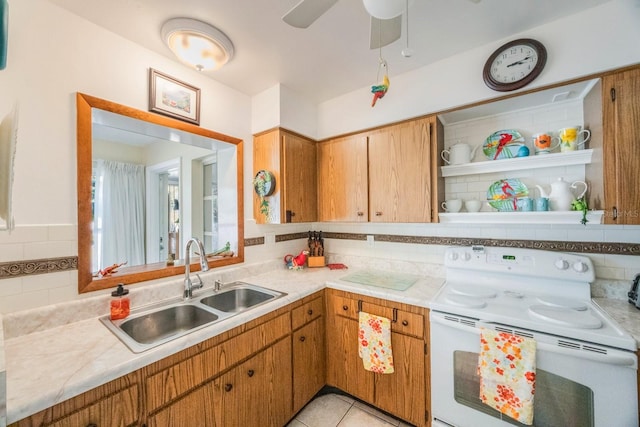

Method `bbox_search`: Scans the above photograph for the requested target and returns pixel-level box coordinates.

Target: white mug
[558,127,591,152]
[464,200,482,213]
[441,199,462,213]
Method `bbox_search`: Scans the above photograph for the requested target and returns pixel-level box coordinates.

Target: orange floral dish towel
[358,311,394,374]
[478,328,536,425]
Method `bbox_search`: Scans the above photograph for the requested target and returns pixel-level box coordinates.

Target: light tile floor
[287,393,414,427]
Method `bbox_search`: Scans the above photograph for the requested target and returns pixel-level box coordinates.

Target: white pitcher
[548,177,588,211]
[441,142,480,165]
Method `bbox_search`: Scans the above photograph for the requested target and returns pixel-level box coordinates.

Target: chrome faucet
[183,237,209,299]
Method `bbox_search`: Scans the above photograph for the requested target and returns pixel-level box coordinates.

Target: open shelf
[439,210,604,224]
[441,149,594,178]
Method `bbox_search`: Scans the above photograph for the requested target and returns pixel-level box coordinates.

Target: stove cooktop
[431,246,637,351]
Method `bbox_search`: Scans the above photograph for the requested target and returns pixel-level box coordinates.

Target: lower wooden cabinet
[148,338,292,427]
[11,289,428,427]
[325,289,430,427]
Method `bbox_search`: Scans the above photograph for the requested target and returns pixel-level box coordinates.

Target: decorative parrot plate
[483,129,528,160]
[487,179,529,211]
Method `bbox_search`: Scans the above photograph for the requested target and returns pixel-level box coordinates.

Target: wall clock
[483,38,547,92]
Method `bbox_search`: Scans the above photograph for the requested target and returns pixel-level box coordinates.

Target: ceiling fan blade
[282,0,340,28]
[369,15,402,49]
[468,0,482,3]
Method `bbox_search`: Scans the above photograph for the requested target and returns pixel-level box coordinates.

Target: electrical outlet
[367,235,374,246]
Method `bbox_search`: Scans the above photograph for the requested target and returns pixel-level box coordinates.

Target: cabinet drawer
[292,296,324,330]
[46,385,139,427]
[146,312,290,412]
[360,301,424,339]
[327,293,359,319]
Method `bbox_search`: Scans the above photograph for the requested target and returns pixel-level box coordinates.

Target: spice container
[110,284,130,320]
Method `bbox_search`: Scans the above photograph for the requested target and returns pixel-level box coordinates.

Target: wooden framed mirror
[76,93,244,293]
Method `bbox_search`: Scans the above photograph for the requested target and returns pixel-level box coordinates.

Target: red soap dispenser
[110,284,130,320]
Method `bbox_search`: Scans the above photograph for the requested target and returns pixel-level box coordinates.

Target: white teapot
[548,177,588,211]
[441,142,480,165]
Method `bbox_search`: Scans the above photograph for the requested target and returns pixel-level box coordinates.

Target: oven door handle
[430,315,637,367]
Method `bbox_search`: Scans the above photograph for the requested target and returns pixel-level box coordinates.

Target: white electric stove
[430,245,638,427]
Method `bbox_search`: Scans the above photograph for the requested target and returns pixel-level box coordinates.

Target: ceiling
[49,0,612,104]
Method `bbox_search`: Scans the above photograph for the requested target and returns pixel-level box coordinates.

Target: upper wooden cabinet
[253,128,317,224]
[602,67,640,225]
[317,134,369,221]
[368,117,440,222]
[318,115,443,223]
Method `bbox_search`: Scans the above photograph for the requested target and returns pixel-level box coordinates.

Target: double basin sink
[100,282,286,353]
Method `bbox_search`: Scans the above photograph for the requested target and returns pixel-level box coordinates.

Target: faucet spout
[184,237,209,300]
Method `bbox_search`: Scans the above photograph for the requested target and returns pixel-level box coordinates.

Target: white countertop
[3,266,444,424]
[2,264,638,425]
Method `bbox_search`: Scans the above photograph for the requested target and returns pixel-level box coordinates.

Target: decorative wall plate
[487,179,529,211]
[253,170,275,197]
[483,129,527,160]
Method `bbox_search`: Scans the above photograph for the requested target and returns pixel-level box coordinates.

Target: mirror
[77,93,244,293]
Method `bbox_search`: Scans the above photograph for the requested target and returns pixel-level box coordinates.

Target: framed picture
[149,68,201,125]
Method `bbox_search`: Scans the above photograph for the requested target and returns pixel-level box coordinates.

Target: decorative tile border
[244,236,265,247]
[0,234,636,280]
[0,257,78,279]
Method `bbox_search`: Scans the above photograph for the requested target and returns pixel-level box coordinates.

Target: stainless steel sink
[200,283,280,312]
[100,282,286,353]
[119,304,218,345]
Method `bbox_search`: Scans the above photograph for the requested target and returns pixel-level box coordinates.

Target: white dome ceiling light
[161,18,235,71]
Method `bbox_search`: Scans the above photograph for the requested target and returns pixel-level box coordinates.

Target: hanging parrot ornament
[371,59,389,107]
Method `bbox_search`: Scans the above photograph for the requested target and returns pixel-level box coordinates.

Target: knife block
[307,256,325,268]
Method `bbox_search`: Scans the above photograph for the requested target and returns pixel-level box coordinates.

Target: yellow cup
[558,127,591,152]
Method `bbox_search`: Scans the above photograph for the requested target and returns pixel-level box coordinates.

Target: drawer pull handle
[300,336,306,342]
[87,424,97,427]
[225,383,233,392]
[247,369,255,377]
[402,320,409,326]
[307,309,313,315]
[342,305,348,311]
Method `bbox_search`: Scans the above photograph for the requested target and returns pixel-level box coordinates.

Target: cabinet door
[292,317,326,413]
[149,339,292,427]
[282,131,317,223]
[368,117,434,222]
[373,333,426,426]
[325,314,374,402]
[317,134,369,221]
[253,130,281,223]
[603,68,640,225]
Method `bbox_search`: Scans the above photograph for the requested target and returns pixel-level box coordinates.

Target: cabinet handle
[375,211,382,216]
[342,305,348,311]
[225,383,233,392]
[247,369,255,377]
[307,309,313,315]
[86,424,97,427]
[300,336,306,342]
[357,211,364,216]
[402,320,409,326]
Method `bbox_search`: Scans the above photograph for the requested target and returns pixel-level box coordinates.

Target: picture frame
[148,68,201,125]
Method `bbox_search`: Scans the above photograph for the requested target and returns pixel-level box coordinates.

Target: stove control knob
[572,261,589,273]
[554,259,569,270]
[448,252,459,261]
[462,252,471,261]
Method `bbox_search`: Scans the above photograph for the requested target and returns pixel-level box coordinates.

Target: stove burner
[503,290,524,298]
[536,296,588,311]
[449,285,497,299]
[528,305,602,329]
[444,294,488,309]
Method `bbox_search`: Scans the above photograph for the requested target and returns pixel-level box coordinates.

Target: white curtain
[93,159,145,271]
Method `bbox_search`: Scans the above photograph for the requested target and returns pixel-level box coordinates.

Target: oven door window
[453,351,594,427]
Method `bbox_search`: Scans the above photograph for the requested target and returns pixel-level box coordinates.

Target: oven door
[430,311,638,427]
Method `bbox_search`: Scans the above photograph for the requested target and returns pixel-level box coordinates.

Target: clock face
[489,44,539,84]
[483,39,547,92]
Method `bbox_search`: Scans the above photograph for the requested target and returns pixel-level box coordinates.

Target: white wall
[316,0,640,138]
[0,0,639,314]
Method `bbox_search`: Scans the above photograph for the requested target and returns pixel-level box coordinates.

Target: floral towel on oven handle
[478,327,537,425]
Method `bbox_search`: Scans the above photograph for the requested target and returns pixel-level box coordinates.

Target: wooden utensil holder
[307,256,325,268]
